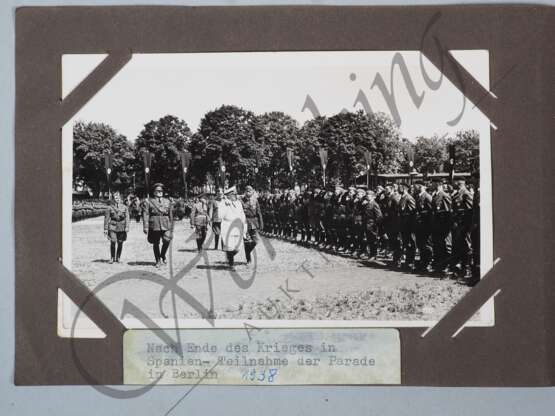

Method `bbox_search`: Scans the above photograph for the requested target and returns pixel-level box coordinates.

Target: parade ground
[71,216,472,323]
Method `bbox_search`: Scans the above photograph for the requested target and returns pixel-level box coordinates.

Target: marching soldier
[190,193,210,252]
[431,179,452,274]
[397,183,417,269]
[241,185,264,266]
[143,182,174,268]
[103,191,130,264]
[414,181,433,272]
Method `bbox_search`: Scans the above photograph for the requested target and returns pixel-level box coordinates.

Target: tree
[73,121,134,196]
[134,115,192,195]
[189,105,258,189]
[413,134,448,174]
[296,116,327,188]
[252,112,300,189]
[450,129,479,176]
[319,111,402,185]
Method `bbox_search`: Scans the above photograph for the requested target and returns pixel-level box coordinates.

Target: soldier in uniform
[307,187,321,246]
[397,183,417,269]
[383,183,401,263]
[103,191,130,264]
[363,189,383,261]
[190,193,210,252]
[295,191,309,244]
[143,183,174,268]
[344,186,357,254]
[323,188,335,249]
[277,190,288,238]
[431,179,452,274]
[315,189,327,247]
[352,187,367,257]
[241,185,264,266]
[414,181,433,272]
[449,179,474,279]
[208,188,224,250]
[333,185,349,252]
[286,190,297,240]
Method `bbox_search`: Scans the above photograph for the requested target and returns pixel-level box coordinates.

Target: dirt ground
[71,216,471,322]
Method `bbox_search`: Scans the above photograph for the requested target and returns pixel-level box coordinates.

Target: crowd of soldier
[257,179,480,286]
[101,178,479,286]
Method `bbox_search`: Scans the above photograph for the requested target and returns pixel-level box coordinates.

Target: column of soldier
[257,178,480,286]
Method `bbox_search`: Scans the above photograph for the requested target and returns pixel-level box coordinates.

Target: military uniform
[104,200,130,262]
[143,185,174,266]
[450,185,474,275]
[384,190,401,262]
[431,186,452,272]
[352,194,367,255]
[415,188,433,270]
[363,195,383,259]
[241,189,264,264]
[208,197,223,250]
[191,198,210,252]
[398,190,417,267]
[307,191,320,244]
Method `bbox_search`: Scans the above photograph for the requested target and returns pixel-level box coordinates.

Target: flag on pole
[104,152,113,196]
[180,151,192,197]
[142,151,153,195]
[407,147,415,172]
[319,148,328,170]
[286,148,294,172]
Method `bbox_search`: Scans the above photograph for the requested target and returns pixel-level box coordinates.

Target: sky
[63,50,490,142]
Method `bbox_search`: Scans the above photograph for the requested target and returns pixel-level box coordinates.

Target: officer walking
[103,191,130,264]
[241,185,264,267]
[208,188,224,250]
[190,193,210,252]
[142,183,174,268]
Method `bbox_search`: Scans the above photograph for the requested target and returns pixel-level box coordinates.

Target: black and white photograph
[60,51,493,336]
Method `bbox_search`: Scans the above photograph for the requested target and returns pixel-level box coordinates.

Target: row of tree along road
[73,105,479,197]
